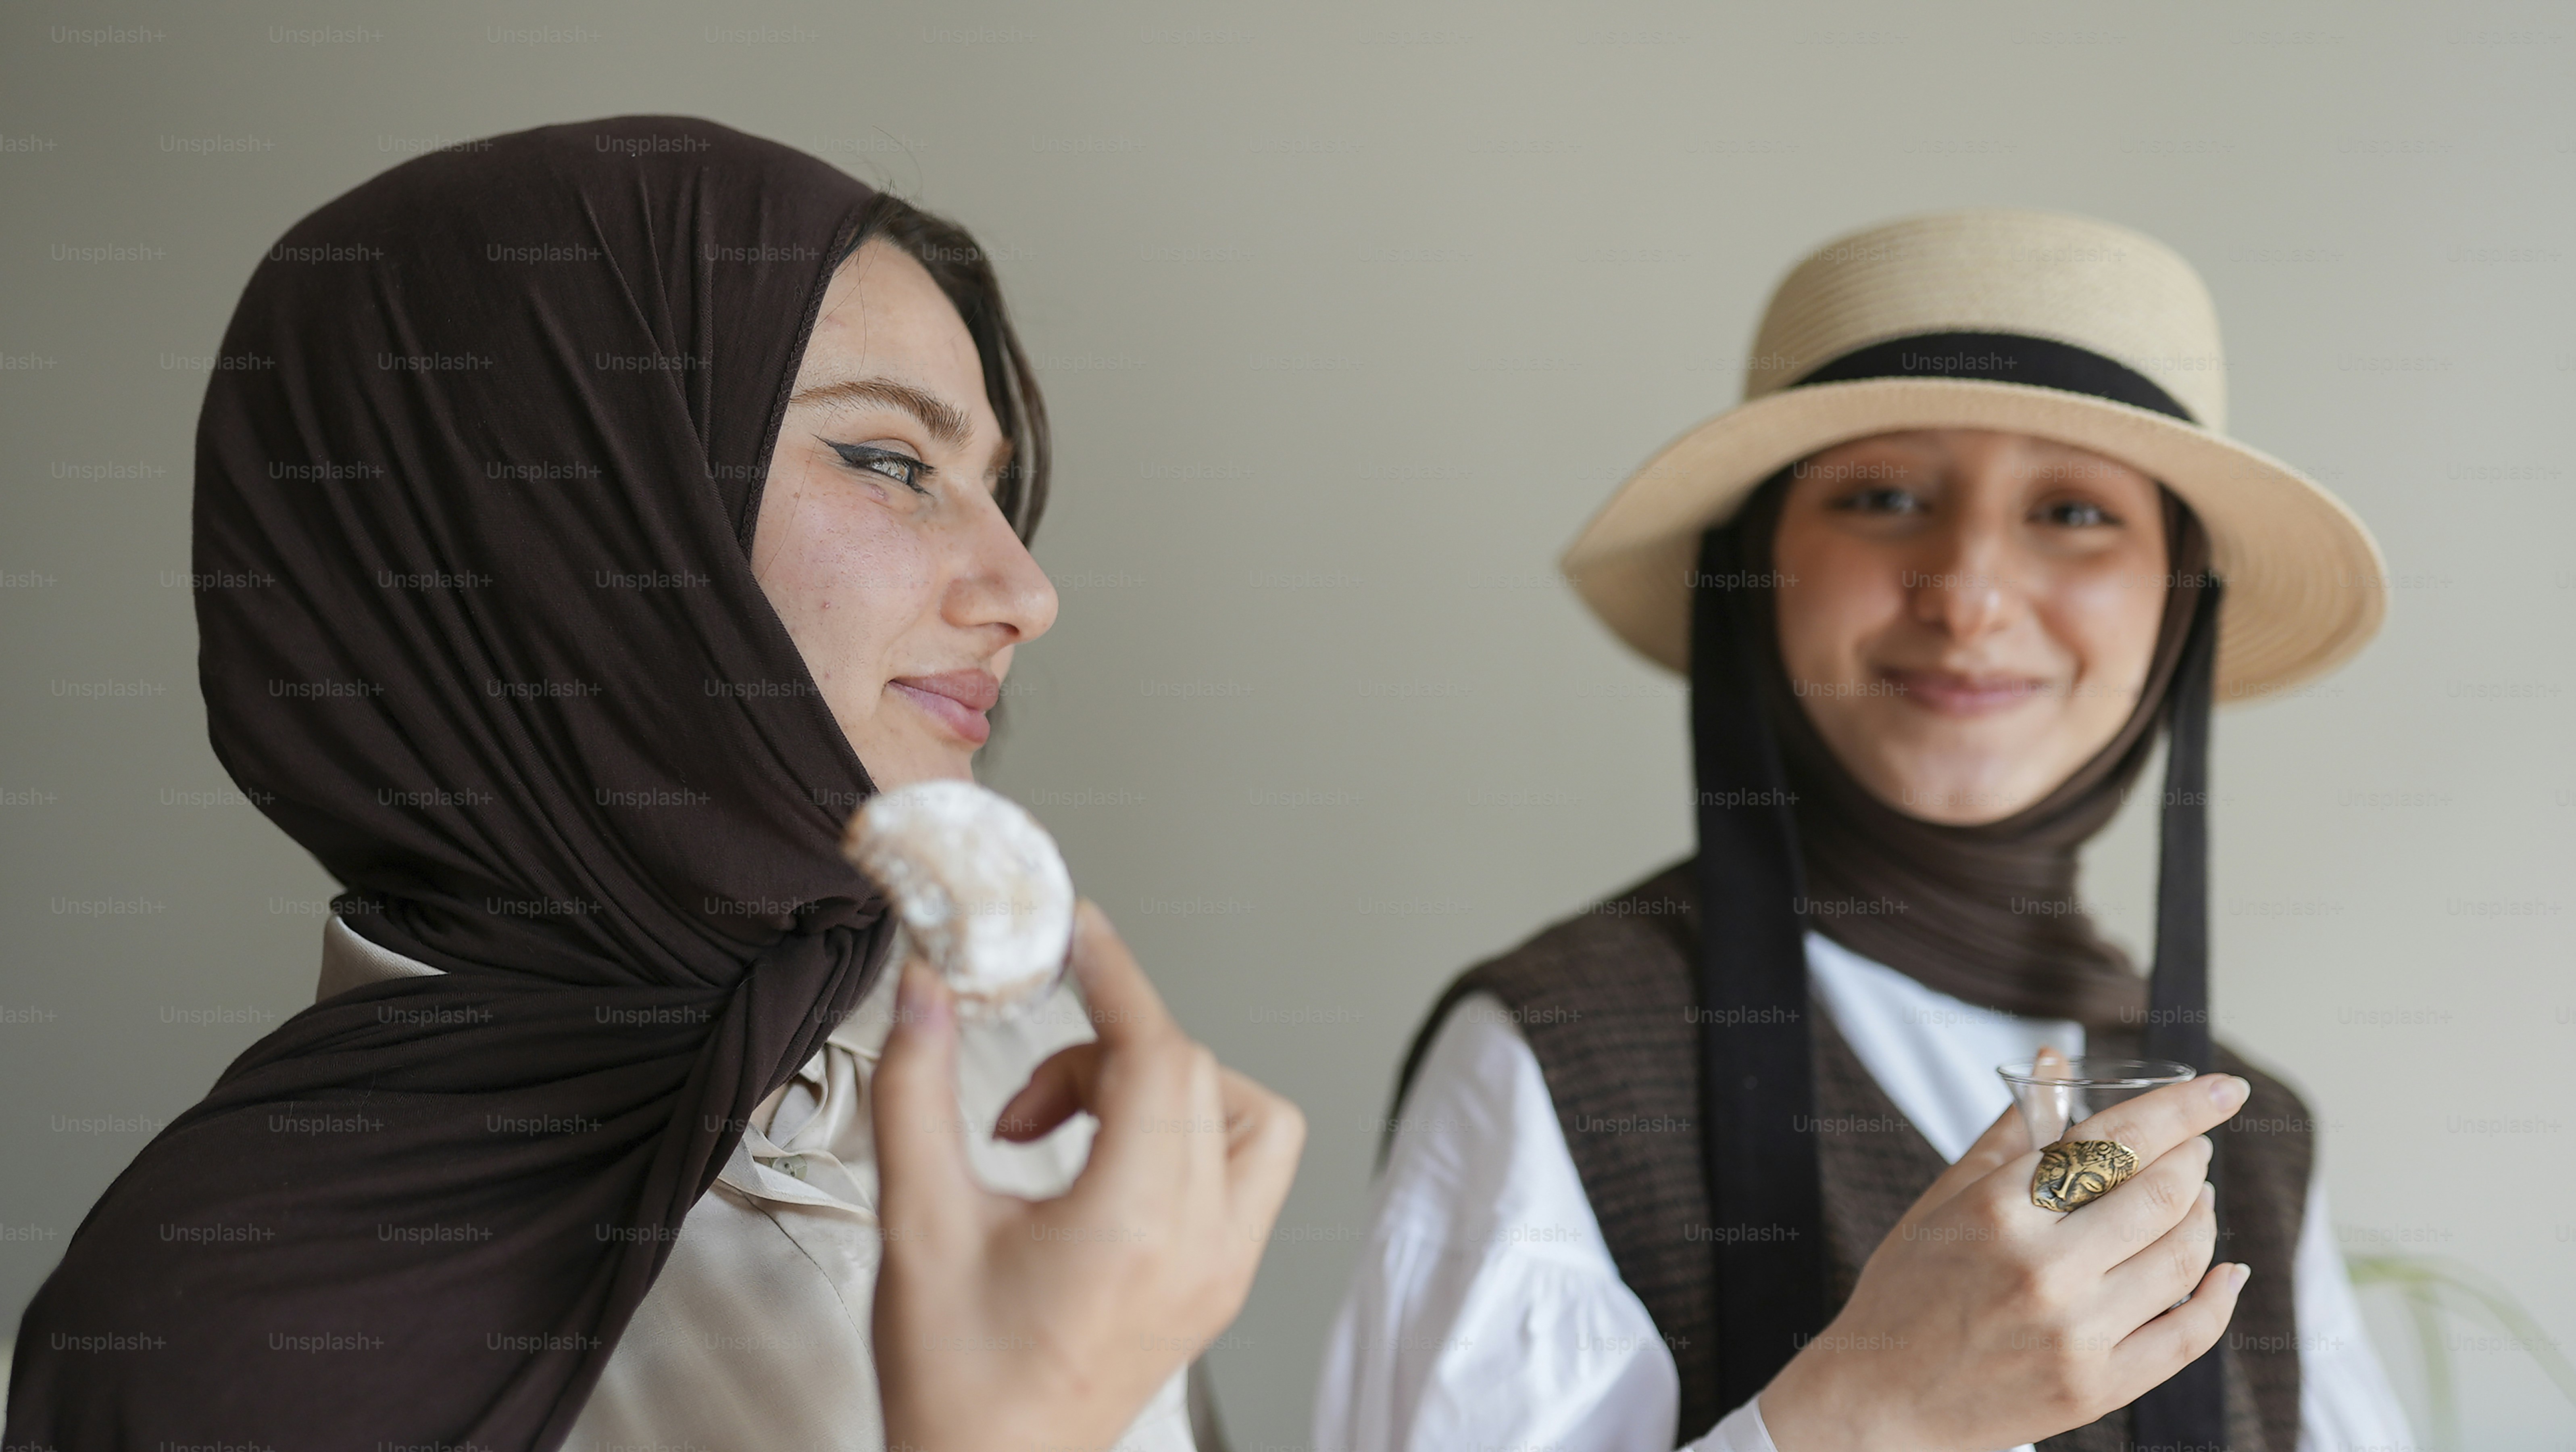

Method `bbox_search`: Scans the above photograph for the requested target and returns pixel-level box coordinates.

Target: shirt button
[778,1155,808,1180]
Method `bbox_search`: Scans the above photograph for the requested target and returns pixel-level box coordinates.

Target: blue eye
[825,440,934,495]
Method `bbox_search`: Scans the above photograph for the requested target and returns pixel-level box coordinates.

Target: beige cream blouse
[317,915,1197,1452]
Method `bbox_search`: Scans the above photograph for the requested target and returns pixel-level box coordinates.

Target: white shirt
[317,916,1196,1452]
[1314,931,2413,1452]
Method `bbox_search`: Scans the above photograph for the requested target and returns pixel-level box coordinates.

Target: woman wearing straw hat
[1316,210,2412,1451]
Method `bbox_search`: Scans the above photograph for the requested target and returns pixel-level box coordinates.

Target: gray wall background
[5,1,2572,1445]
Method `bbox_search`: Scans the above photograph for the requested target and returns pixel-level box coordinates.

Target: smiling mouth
[1879,667,2053,716]
[888,671,1000,746]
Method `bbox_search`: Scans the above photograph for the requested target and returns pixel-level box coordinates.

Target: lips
[1879,667,2052,716]
[888,670,1001,746]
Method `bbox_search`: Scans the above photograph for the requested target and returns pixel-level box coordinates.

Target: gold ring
[2030,1139,2142,1212]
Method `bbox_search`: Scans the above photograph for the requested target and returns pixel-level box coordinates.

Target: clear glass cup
[1995,1056,2195,1151]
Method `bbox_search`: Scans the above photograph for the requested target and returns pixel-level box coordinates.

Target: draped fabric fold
[8,117,899,1451]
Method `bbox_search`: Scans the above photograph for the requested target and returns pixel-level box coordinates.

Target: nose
[943,494,1059,647]
[1907,504,2015,641]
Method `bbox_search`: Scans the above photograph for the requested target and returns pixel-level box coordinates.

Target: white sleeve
[1696,1399,1784,1452]
[1314,992,1769,1452]
[2291,1172,2415,1451]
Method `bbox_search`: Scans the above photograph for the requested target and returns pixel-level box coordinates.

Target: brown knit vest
[1393,862,2310,1451]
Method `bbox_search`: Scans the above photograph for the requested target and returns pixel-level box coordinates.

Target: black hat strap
[1690,521,1826,1408]
[2135,574,2228,1450]
[2145,576,2222,1074]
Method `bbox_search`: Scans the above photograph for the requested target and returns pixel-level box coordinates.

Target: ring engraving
[2030,1138,2141,1212]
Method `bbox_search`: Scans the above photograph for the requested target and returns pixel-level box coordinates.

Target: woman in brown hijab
[7,116,1299,1452]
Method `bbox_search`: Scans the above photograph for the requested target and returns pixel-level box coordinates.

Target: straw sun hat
[1561,207,2386,699]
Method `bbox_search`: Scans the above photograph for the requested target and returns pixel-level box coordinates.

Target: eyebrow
[789,376,974,452]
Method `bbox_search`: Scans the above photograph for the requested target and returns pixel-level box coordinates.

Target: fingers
[2105,1260,2249,1402]
[1055,902,1201,1204]
[2056,1134,2212,1262]
[1903,1045,2065,1224]
[2064,1072,2248,1167]
[1000,901,1183,1147]
[995,1043,1103,1143]
[2096,1181,2220,1329]
[1216,1066,1304,1244]
[871,960,985,1249]
[1013,903,1306,1276]
[1905,1102,2030,1223]
[1067,899,1180,1053]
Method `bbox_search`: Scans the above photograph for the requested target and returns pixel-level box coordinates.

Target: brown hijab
[10,118,951,1449]
[1732,473,2213,1030]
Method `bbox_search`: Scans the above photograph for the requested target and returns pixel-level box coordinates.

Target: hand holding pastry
[869,901,1304,1452]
